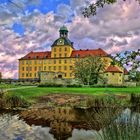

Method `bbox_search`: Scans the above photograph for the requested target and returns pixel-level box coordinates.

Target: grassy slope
[9,86,140,101]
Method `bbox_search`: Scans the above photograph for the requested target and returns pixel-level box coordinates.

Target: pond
[0,106,137,140]
[0,94,140,140]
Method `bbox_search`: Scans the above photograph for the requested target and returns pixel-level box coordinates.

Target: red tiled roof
[71,48,108,57]
[124,68,129,75]
[19,48,108,60]
[105,65,123,73]
[20,51,51,60]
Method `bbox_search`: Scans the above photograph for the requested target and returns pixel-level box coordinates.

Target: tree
[113,49,140,81]
[74,56,106,85]
[83,0,140,17]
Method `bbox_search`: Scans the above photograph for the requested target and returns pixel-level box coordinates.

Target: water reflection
[19,105,122,140]
[0,105,135,140]
[0,113,55,140]
[0,111,99,140]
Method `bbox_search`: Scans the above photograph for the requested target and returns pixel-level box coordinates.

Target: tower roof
[105,65,123,73]
[59,26,68,32]
[51,37,73,47]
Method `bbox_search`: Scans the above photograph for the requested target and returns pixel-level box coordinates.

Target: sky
[0,0,140,79]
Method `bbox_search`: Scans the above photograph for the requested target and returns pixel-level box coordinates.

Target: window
[54,54,56,58]
[44,66,46,71]
[30,73,32,77]
[70,73,73,77]
[49,66,51,71]
[22,67,24,71]
[34,60,37,65]
[44,60,46,64]
[38,60,42,64]
[59,54,62,57]
[30,67,32,71]
[59,48,62,52]
[64,66,67,70]
[64,53,67,57]
[54,48,56,52]
[22,61,24,65]
[54,66,56,70]
[34,73,36,78]
[59,59,61,64]
[22,73,24,77]
[59,66,61,71]
[34,66,37,71]
[26,60,28,64]
[70,66,73,70]
[29,60,32,65]
[26,67,28,71]
[26,73,28,77]
[64,47,67,51]
[39,66,42,71]
[69,59,72,64]
[64,59,67,64]
[49,60,51,64]
[54,59,56,64]
[64,73,66,77]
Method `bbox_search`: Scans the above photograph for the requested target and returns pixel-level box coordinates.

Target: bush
[38,83,64,87]
[66,84,83,88]
[90,84,127,88]
[6,94,30,108]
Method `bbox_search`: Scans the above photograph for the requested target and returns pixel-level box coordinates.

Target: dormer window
[44,56,47,59]
[75,54,80,58]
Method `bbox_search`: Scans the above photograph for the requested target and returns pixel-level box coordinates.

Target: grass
[0,83,22,89]
[8,86,140,102]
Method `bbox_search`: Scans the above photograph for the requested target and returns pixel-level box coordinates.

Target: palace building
[19,26,128,85]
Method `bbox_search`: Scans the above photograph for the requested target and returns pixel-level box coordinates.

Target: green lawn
[0,83,22,89]
[8,86,140,102]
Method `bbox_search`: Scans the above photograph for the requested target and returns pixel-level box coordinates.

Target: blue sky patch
[12,23,25,36]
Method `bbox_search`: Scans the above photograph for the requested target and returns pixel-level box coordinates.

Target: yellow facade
[105,72,123,85]
[19,26,126,85]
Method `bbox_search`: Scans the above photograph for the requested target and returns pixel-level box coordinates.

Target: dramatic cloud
[0,0,140,78]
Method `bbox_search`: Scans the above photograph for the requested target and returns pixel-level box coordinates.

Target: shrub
[66,84,83,88]
[38,83,64,87]
[90,84,127,88]
[6,94,30,108]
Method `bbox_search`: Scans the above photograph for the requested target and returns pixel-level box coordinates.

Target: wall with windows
[105,72,123,85]
[51,45,73,58]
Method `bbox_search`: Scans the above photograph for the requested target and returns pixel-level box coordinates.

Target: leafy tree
[74,56,106,85]
[113,49,140,81]
[83,0,140,17]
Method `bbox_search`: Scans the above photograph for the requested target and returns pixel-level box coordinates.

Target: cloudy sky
[0,0,140,79]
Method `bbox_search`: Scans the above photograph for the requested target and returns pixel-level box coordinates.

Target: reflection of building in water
[20,106,91,140]
[20,106,121,140]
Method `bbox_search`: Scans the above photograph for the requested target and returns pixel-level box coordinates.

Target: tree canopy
[83,0,140,17]
[74,56,106,85]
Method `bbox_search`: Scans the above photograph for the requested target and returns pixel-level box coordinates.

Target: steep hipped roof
[71,48,108,57]
[19,48,108,60]
[19,51,51,60]
[105,65,123,73]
